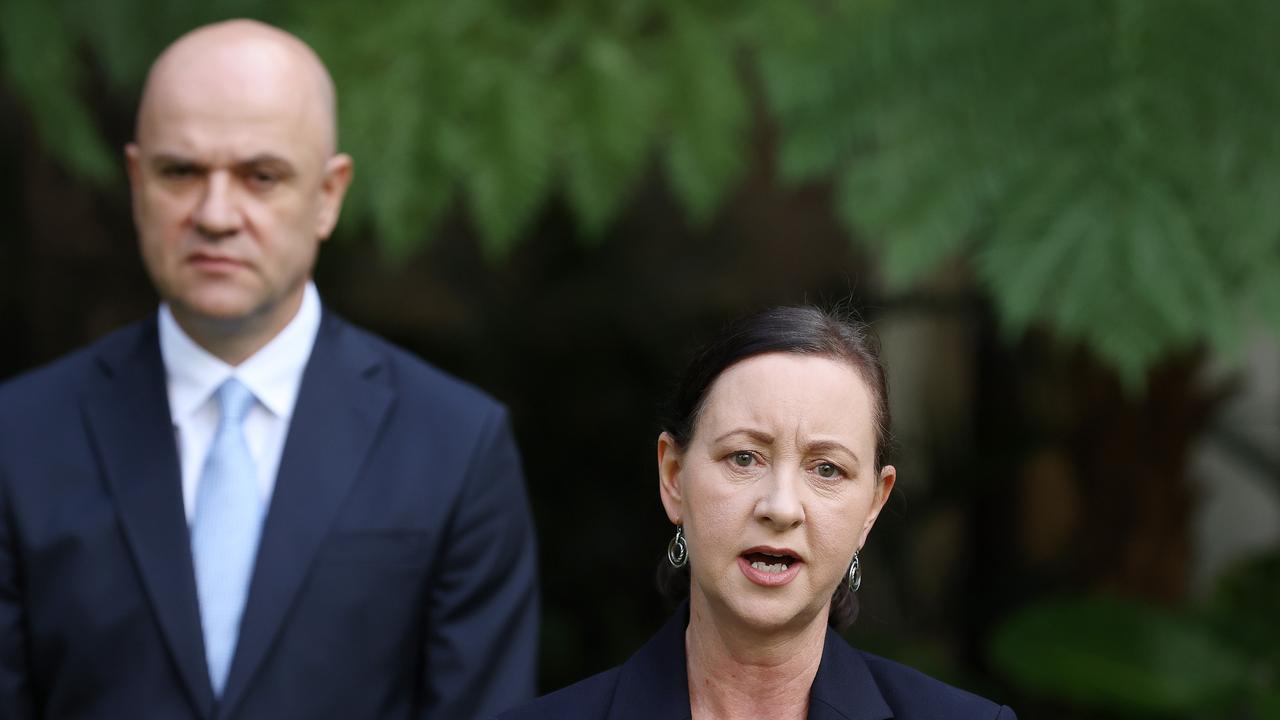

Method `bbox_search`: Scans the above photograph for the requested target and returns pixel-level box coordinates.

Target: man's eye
[246,170,280,188]
[160,165,198,179]
[731,452,754,467]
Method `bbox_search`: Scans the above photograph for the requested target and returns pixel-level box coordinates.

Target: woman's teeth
[750,560,789,573]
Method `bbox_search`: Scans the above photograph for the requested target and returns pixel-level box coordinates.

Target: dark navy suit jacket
[498,604,1016,720]
[0,311,539,719]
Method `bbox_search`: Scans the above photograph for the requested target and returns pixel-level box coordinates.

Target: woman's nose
[754,469,804,530]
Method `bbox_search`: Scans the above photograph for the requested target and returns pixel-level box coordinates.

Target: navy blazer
[499,603,1016,720]
[0,311,539,719]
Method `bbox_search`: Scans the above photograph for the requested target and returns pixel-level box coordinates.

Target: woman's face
[659,352,895,635]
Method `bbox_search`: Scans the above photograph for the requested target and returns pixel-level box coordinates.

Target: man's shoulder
[0,319,150,417]
[858,650,1016,719]
[494,666,621,720]
[326,314,505,418]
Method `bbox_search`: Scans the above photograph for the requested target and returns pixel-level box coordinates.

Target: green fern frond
[0,0,115,183]
[660,8,748,224]
[764,0,1280,383]
[561,36,657,239]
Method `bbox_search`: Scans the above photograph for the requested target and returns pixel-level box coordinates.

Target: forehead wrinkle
[696,354,876,461]
[135,19,338,157]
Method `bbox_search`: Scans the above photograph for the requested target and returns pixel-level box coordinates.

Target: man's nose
[193,171,241,239]
[754,469,805,531]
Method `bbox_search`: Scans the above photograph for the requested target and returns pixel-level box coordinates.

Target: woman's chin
[721,591,825,637]
[693,573,830,637]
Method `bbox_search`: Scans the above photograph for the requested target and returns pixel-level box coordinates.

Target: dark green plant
[759,0,1280,384]
[4,0,1279,382]
[990,551,1280,717]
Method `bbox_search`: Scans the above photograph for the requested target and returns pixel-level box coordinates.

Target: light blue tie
[191,378,263,696]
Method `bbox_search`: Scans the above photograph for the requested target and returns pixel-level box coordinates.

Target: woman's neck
[684,594,828,720]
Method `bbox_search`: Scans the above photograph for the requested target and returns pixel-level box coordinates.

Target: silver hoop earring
[846,551,862,592]
[667,525,688,568]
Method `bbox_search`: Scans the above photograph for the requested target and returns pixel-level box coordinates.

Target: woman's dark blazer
[498,603,1016,720]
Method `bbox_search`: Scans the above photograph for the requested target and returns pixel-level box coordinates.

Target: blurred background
[3,1,1279,717]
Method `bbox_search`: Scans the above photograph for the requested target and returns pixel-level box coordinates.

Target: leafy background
[2,0,1278,717]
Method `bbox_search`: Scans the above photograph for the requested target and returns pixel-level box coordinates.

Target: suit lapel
[82,319,215,719]
[608,604,693,720]
[217,312,393,717]
[808,628,893,720]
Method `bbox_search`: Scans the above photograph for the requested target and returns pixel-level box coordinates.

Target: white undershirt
[158,283,322,524]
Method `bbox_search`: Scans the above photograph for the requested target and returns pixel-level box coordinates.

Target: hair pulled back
[656,305,892,631]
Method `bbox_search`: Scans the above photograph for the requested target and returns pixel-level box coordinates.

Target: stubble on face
[127,21,348,362]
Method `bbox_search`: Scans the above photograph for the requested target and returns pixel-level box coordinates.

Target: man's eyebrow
[236,154,297,172]
[149,153,204,170]
[146,153,297,172]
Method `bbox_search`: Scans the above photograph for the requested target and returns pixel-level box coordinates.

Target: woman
[501,307,1016,719]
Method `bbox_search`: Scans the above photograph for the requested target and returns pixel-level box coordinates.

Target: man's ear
[124,143,141,190]
[657,432,684,525]
[315,153,354,240]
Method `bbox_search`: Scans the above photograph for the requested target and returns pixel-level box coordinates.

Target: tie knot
[216,378,256,425]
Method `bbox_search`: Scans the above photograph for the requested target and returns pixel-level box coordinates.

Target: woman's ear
[858,464,897,547]
[657,432,684,524]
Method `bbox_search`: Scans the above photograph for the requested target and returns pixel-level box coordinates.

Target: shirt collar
[159,282,322,422]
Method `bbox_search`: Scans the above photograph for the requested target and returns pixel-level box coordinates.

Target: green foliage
[761,0,1280,385]
[990,596,1249,716]
[991,552,1280,717]
[3,0,1279,380]
[561,35,658,239]
[659,6,748,225]
[0,0,116,183]
[280,1,753,257]
[1204,551,1280,678]
[0,0,754,258]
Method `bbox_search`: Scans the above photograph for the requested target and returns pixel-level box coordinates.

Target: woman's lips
[738,552,803,587]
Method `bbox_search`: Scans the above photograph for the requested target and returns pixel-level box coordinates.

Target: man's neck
[170,292,305,367]
[684,593,827,720]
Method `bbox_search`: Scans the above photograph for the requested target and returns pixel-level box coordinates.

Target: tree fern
[763,0,1280,383]
[4,0,1278,380]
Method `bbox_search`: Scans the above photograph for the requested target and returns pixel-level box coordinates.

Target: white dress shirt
[159,283,322,524]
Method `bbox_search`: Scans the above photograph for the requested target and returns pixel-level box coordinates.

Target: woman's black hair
[656,305,892,631]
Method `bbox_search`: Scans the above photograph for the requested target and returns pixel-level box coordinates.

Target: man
[0,19,538,720]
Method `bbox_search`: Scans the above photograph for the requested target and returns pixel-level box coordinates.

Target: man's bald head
[125,18,354,364]
[136,19,338,157]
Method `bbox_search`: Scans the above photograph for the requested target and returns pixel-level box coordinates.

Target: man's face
[126,38,349,335]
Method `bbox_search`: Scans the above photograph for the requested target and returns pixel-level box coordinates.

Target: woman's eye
[816,462,840,479]
[731,452,754,467]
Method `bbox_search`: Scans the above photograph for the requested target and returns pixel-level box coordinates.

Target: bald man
[0,20,538,720]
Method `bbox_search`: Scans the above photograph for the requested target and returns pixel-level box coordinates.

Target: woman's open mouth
[738,548,803,586]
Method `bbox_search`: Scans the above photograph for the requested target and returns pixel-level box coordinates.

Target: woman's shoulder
[494,666,622,720]
[813,628,1015,719]
[499,605,694,720]
[855,649,1017,719]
